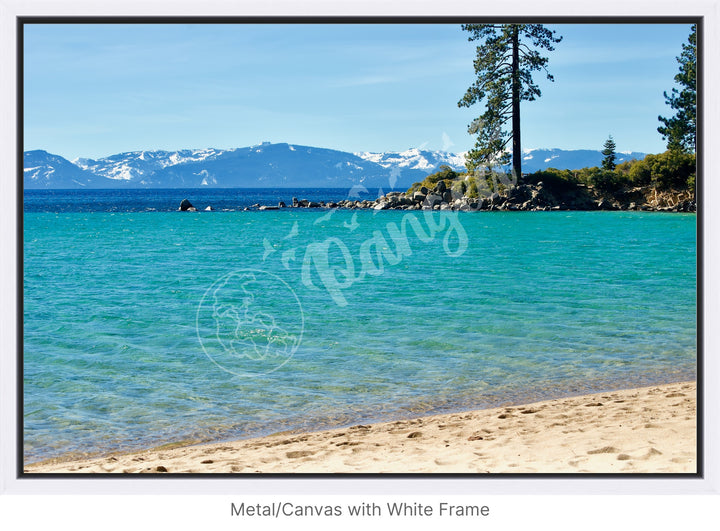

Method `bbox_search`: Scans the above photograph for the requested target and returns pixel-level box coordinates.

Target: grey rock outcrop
[179,198,196,211]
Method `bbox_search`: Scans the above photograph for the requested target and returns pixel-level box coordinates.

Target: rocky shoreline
[179,180,696,213]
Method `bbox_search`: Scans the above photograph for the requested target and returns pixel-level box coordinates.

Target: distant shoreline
[25,183,695,213]
[175,181,696,213]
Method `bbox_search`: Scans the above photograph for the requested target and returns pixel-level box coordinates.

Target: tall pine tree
[458,24,562,178]
[658,24,696,153]
[601,135,617,171]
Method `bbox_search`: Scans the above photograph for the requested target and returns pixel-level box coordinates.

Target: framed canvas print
[19,16,699,478]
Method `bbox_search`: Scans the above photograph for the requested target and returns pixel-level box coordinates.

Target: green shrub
[407,165,468,195]
[626,158,652,185]
[423,165,457,186]
[451,179,468,195]
[601,151,695,190]
[466,178,479,198]
[649,150,696,190]
[589,168,622,193]
[523,167,579,195]
[687,172,696,194]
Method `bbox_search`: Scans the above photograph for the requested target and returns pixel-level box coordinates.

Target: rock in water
[179,198,194,211]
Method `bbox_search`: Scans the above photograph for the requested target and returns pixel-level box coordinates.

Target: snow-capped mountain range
[23,143,647,189]
[356,148,467,172]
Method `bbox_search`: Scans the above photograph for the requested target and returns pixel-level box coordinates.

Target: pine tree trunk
[511,25,521,181]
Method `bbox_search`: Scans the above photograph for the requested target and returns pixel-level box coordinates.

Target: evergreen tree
[458,24,562,178]
[658,24,696,153]
[601,135,617,171]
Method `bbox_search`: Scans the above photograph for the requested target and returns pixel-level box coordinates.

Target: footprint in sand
[440,422,464,429]
[587,446,619,455]
[640,448,663,460]
[286,450,315,459]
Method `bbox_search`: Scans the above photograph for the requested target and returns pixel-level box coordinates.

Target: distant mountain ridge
[520,148,646,172]
[23,143,647,189]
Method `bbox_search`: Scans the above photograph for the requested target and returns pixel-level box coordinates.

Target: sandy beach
[25,381,696,474]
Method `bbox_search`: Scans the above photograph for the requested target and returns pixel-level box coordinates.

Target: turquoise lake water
[23,208,697,463]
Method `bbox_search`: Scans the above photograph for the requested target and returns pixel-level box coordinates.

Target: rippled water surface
[23,191,697,463]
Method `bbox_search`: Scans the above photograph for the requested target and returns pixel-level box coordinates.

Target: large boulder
[424,194,443,208]
[530,187,556,208]
[596,199,613,210]
[489,192,504,206]
[399,196,413,206]
[179,198,195,211]
[507,185,532,204]
[412,191,427,203]
[385,196,400,208]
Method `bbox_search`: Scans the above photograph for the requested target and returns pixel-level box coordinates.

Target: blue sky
[23,22,693,160]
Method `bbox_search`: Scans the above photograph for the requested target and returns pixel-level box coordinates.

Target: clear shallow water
[23,191,697,464]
